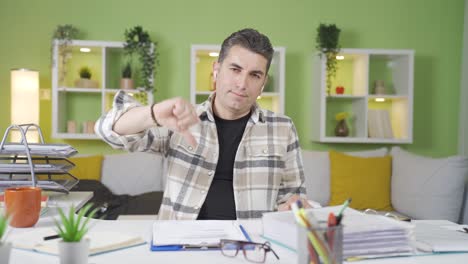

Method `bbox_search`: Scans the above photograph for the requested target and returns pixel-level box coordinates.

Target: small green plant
[79,67,92,79]
[54,204,98,242]
[316,23,341,95]
[0,213,8,242]
[122,63,132,79]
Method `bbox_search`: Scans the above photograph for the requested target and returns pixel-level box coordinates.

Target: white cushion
[302,148,388,205]
[391,147,468,222]
[101,152,165,195]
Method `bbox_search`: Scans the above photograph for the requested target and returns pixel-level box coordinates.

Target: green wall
[0,0,464,157]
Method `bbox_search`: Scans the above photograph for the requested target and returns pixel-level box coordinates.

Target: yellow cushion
[329,150,393,211]
[68,155,104,181]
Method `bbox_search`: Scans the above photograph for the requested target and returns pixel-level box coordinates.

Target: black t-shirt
[197,112,251,220]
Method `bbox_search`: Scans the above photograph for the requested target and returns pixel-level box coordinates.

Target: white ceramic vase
[120,78,134,89]
[0,242,12,264]
[58,239,90,264]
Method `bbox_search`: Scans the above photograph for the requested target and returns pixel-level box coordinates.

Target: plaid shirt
[95,91,306,220]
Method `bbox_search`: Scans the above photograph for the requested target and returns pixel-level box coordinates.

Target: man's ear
[261,75,268,92]
[212,62,220,79]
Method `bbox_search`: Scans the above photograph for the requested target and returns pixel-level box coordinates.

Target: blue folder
[150,224,252,251]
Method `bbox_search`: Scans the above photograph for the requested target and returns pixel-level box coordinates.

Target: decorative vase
[335,119,349,137]
[58,239,90,264]
[374,80,386,95]
[120,78,134,89]
[0,242,12,264]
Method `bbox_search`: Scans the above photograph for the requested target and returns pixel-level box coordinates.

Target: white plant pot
[58,239,90,264]
[74,78,99,88]
[0,242,12,264]
[120,78,134,89]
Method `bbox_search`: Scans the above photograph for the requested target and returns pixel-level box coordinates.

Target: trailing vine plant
[123,26,158,94]
[51,24,80,85]
[316,23,341,95]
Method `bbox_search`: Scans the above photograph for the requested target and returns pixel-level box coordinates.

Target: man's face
[212,45,268,119]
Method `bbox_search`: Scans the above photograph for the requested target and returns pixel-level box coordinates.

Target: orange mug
[5,187,42,227]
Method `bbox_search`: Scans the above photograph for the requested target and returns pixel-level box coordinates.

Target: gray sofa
[98,147,468,223]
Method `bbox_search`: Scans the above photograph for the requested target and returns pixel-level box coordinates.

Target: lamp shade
[10,69,39,142]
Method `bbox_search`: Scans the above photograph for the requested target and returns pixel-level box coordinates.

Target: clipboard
[150,220,251,251]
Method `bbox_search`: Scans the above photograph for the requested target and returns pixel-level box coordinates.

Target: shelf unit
[190,44,285,114]
[311,48,414,143]
[51,40,153,139]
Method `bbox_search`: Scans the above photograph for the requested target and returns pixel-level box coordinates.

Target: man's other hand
[278,195,312,211]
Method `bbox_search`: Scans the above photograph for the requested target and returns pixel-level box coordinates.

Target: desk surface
[9,217,468,264]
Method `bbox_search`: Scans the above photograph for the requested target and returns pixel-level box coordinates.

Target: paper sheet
[152,220,246,246]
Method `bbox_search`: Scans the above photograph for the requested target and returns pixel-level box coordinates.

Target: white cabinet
[311,49,414,143]
[190,44,285,114]
[51,40,153,139]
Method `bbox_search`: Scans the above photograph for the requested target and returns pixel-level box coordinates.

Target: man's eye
[251,74,261,79]
[231,68,240,72]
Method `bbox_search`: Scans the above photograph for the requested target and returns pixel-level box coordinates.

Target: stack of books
[262,206,415,260]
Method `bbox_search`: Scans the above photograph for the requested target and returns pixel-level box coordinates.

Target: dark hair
[218,28,274,71]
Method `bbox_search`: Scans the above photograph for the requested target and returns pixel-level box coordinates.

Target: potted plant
[316,23,341,95]
[54,203,98,264]
[0,213,11,264]
[120,62,134,89]
[75,66,98,88]
[123,25,158,93]
[334,112,349,137]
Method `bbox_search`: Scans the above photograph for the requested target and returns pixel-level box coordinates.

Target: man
[95,28,309,220]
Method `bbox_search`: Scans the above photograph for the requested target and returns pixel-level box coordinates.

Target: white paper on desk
[152,220,246,246]
[9,227,145,255]
[413,221,468,252]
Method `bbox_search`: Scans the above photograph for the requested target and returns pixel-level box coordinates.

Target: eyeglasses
[220,239,280,263]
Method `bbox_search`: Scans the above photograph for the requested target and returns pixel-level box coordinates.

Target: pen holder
[297,223,343,264]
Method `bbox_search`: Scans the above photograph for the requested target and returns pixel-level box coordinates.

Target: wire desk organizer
[0,123,79,193]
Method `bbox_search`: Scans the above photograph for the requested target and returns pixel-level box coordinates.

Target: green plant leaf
[54,203,96,242]
[0,213,9,241]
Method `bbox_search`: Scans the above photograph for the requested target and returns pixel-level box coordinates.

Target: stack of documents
[0,143,78,157]
[151,220,249,251]
[333,208,415,259]
[262,206,415,260]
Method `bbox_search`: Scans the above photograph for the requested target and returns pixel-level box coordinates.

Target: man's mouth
[230,91,247,97]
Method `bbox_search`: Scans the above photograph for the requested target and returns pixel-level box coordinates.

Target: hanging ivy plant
[51,24,80,85]
[316,23,341,95]
[123,26,158,93]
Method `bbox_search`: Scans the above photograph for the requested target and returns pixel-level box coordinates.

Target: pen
[336,198,352,225]
[327,213,337,251]
[43,234,60,241]
[239,224,252,242]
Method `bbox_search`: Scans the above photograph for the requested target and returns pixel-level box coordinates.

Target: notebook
[151,220,250,251]
[9,227,145,255]
[413,220,468,252]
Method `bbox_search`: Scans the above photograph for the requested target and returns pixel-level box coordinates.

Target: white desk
[8,217,468,264]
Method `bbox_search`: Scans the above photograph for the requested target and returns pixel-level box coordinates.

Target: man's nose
[235,73,248,90]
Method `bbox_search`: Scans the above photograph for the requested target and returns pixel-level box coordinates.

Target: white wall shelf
[190,44,286,114]
[311,48,414,144]
[51,40,153,139]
